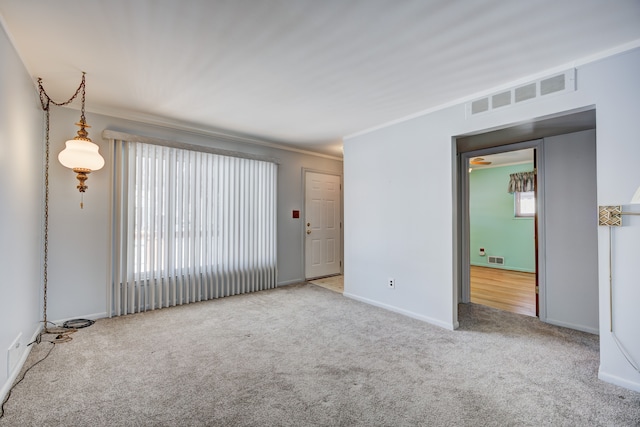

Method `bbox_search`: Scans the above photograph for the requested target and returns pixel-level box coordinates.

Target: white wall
[344,47,640,391]
[44,108,343,322]
[0,26,44,398]
[344,115,456,328]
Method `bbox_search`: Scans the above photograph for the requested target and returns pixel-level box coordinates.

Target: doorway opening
[455,108,599,334]
[460,140,542,318]
[468,148,537,317]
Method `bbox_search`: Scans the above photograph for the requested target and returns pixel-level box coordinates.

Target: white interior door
[305,171,341,279]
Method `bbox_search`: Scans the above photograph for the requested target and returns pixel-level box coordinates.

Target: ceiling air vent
[471,98,489,114]
[466,69,576,118]
[540,74,566,95]
[515,83,536,103]
[492,91,511,109]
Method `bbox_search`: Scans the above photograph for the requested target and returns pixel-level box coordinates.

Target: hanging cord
[37,73,86,337]
[608,226,640,373]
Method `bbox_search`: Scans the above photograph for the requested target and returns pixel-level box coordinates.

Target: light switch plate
[598,206,622,227]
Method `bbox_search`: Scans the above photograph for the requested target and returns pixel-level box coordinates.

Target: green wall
[469,163,535,272]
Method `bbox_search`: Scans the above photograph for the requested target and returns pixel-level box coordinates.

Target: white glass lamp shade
[58,139,105,171]
[631,185,640,204]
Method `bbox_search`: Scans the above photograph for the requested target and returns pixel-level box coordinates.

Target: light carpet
[1,283,639,426]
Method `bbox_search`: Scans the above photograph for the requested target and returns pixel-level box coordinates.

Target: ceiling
[1,1,639,157]
[469,149,533,170]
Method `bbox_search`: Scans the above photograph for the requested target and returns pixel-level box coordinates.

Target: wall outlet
[388,278,395,289]
[7,332,23,377]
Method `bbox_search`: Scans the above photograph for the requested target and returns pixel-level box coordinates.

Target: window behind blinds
[109,139,277,316]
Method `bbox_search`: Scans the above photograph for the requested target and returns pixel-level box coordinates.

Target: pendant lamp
[57,73,104,195]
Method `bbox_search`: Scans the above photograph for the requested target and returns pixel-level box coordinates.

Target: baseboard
[277,279,306,287]
[343,292,456,331]
[0,323,42,405]
[598,368,640,392]
[469,263,535,273]
[543,317,599,335]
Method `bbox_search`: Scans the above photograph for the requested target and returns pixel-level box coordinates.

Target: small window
[515,191,535,217]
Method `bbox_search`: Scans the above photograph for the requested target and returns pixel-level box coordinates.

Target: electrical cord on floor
[62,319,95,329]
[0,342,56,420]
[0,318,93,419]
[41,321,77,344]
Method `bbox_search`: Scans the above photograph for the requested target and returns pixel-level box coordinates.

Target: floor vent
[488,256,505,266]
[466,69,576,118]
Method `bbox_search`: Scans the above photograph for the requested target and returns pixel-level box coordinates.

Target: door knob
[307,222,310,227]
[306,230,311,234]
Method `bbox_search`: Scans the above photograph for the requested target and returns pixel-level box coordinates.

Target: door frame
[457,139,547,321]
[302,168,344,279]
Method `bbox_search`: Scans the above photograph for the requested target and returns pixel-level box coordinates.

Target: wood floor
[308,269,535,317]
[309,275,344,293]
[470,266,537,317]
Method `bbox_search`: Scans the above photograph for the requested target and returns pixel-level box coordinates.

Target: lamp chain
[37,72,85,110]
[37,73,87,334]
[80,75,86,125]
[43,108,50,332]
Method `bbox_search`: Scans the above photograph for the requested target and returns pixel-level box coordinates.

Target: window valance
[102,129,280,164]
[508,171,536,193]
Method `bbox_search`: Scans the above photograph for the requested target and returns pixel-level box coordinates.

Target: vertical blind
[110,138,277,316]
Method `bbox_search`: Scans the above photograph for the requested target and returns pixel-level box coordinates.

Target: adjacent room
[1,1,640,425]
[468,148,537,316]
